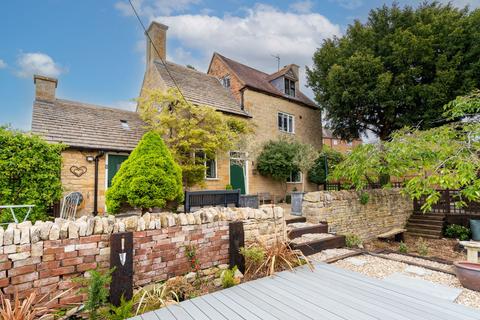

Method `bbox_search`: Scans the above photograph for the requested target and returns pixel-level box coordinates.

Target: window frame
[221,75,231,89]
[286,170,302,183]
[284,77,296,97]
[194,151,218,180]
[278,112,295,134]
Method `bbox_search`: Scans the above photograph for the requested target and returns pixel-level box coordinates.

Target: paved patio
[130,262,480,320]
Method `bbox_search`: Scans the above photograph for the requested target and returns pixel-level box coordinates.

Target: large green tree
[0,127,64,222]
[332,90,480,212]
[307,2,480,141]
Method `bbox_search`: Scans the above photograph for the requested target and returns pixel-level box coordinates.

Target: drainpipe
[93,151,105,216]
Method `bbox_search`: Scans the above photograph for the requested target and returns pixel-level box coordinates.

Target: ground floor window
[195,151,217,179]
[287,170,302,183]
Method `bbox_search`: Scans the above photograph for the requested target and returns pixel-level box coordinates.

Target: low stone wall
[302,189,412,240]
[0,205,284,305]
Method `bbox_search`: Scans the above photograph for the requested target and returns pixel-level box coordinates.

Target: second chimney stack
[146,22,168,64]
[34,75,57,102]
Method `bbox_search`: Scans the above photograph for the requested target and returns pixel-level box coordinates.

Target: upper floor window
[221,75,231,89]
[195,151,217,179]
[333,139,339,145]
[284,78,296,97]
[278,112,294,133]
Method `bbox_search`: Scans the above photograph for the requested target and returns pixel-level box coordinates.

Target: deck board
[132,262,480,320]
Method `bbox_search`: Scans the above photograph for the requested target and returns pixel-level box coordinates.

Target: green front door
[230,163,246,194]
[107,154,128,187]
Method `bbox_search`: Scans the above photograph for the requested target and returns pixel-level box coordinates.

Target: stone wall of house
[0,206,284,304]
[302,189,413,240]
[61,149,107,216]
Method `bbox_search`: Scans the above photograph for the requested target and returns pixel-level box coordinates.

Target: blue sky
[1,0,478,129]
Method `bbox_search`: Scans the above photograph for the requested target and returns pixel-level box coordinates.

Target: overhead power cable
[128,0,189,104]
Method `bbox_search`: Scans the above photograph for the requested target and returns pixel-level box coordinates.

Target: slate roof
[31,99,146,151]
[154,60,250,117]
[211,53,317,108]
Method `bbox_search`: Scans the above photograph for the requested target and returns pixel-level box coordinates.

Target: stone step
[409,214,445,221]
[287,223,328,240]
[406,227,442,236]
[405,231,442,239]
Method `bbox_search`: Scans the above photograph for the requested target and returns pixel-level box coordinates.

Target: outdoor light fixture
[86,155,95,162]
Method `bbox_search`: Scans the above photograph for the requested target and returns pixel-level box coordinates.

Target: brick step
[407,218,444,226]
[405,231,442,239]
[285,216,306,225]
[406,222,444,231]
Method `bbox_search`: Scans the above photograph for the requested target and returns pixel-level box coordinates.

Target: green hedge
[0,127,64,223]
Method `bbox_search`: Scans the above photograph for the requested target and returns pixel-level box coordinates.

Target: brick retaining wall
[0,206,284,306]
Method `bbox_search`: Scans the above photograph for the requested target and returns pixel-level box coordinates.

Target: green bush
[221,266,239,288]
[445,224,471,241]
[256,139,299,182]
[106,132,183,213]
[416,238,429,256]
[75,269,113,320]
[359,192,369,205]
[345,233,363,248]
[0,127,64,223]
[308,146,344,185]
[399,241,408,254]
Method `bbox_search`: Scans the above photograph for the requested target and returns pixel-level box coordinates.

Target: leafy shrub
[445,224,471,241]
[102,296,134,320]
[240,245,265,274]
[416,238,429,256]
[399,241,408,253]
[106,132,183,213]
[75,269,112,320]
[225,184,233,190]
[0,127,64,223]
[165,277,196,301]
[345,233,363,248]
[256,139,300,182]
[308,146,344,185]
[135,282,179,315]
[359,192,369,205]
[221,266,239,289]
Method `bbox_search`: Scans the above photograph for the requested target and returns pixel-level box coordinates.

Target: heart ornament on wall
[70,166,87,177]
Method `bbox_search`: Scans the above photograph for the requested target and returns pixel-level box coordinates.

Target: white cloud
[290,0,314,13]
[440,0,480,8]
[115,0,200,17]
[16,52,64,78]
[0,59,6,69]
[154,4,341,95]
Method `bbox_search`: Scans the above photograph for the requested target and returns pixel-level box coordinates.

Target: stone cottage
[30,21,323,216]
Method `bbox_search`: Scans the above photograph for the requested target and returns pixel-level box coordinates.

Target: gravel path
[287,222,316,230]
[333,255,480,310]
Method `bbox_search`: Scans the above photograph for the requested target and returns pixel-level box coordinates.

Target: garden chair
[60,192,83,220]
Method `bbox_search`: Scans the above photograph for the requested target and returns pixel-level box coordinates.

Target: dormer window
[221,75,231,89]
[284,78,295,97]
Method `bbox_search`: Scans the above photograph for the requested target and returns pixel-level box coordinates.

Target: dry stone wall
[302,189,413,240]
[0,206,284,305]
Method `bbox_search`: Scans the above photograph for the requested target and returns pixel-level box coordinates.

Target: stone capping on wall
[0,206,284,246]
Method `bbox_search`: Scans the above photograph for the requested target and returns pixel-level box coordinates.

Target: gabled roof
[266,64,298,82]
[32,99,146,151]
[154,60,250,117]
[210,53,317,108]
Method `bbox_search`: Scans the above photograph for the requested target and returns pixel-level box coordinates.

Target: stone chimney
[34,75,57,102]
[146,21,168,64]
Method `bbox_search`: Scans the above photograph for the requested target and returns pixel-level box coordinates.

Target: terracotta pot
[454,261,480,291]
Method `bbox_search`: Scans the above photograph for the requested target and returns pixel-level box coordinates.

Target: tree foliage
[138,88,251,188]
[0,127,64,223]
[308,146,345,185]
[307,2,480,141]
[105,132,183,213]
[332,90,480,212]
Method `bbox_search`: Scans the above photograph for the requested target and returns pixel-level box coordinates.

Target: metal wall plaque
[110,232,133,306]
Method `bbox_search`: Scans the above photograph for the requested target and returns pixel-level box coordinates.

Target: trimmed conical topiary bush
[106,131,183,213]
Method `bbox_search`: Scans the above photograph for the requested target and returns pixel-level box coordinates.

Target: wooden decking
[130,263,480,320]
